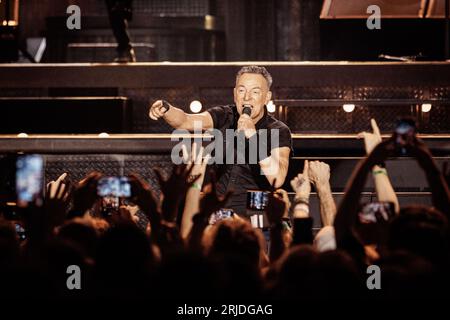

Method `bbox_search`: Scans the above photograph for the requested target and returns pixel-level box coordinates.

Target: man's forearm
[162,106,188,129]
[316,183,336,226]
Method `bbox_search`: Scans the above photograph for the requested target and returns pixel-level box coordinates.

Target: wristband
[191,182,202,190]
[161,100,171,114]
[373,168,388,176]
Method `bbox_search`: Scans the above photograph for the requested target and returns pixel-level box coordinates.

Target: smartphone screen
[358,202,395,224]
[15,155,44,207]
[247,190,269,211]
[97,176,131,198]
[395,118,416,151]
[209,208,234,225]
[15,223,27,241]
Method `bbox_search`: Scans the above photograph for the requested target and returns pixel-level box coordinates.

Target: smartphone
[247,190,269,211]
[15,222,27,241]
[209,208,234,225]
[100,196,120,217]
[15,154,44,208]
[395,118,416,154]
[97,176,131,198]
[358,201,395,224]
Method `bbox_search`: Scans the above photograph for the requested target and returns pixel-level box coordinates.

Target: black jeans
[106,0,133,52]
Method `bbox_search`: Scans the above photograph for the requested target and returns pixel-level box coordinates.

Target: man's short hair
[236,65,273,89]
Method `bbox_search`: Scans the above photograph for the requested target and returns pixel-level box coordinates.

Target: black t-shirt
[207,104,292,216]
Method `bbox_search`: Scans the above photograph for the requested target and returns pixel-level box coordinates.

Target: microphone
[242,104,252,117]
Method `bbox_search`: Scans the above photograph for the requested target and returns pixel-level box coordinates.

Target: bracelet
[373,168,388,176]
[191,182,202,190]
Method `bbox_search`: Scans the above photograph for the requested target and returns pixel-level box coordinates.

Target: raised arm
[180,143,210,239]
[334,138,394,250]
[149,100,213,131]
[259,146,290,189]
[308,161,336,226]
[408,137,450,217]
[358,119,400,213]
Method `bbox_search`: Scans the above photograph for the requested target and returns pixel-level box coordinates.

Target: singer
[148,66,292,215]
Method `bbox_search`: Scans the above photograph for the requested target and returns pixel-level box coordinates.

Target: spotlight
[17,133,28,137]
[190,100,202,113]
[266,100,276,113]
[343,104,355,113]
[98,132,110,138]
[421,103,432,113]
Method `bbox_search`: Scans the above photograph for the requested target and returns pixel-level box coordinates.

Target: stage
[1,62,449,228]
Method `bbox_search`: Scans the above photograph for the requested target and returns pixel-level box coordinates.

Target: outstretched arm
[149,100,213,131]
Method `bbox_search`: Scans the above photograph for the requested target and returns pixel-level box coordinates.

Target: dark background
[15,0,449,62]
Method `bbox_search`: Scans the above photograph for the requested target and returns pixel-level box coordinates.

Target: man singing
[149,66,292,215]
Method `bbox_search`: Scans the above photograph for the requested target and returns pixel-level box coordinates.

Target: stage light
[266,100,276,113]
[98,132,110,137]
[343,104,355,113]
[17,133,28,137]
[190,100,202,113]
[421,103,432,113]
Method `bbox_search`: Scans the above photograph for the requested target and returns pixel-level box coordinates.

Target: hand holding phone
[97,176,132,217]
[395,118,416,155]
[15,154,44,208]
[358,201,395,224]
[209,208,234,225]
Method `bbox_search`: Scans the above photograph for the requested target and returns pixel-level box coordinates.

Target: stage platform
[1,62,450,134]
[1,62,449,226]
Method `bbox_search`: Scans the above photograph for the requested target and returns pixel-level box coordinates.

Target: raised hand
[154,160,199,222]
[182,142,211,187]
[266,188,287,227]
[44,172,72,226]
[71,171,103,216]
[200,171,233,220]
[128,173,160,226]
[46,172,68,199]
[290,160,311,200]
[358,118,382,155]
[308,161,331,188]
